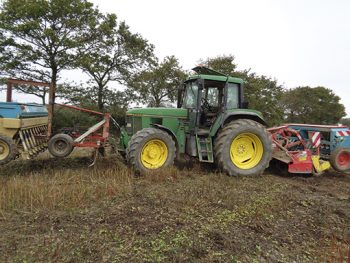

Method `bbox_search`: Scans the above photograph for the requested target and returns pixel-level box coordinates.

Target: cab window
[182,82,199,109]
[206,87,219,107]
[226,83,239,109]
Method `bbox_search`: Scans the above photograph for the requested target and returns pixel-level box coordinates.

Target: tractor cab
[178,66,244,134]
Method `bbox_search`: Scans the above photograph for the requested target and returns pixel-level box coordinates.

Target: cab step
[196,135,214,163]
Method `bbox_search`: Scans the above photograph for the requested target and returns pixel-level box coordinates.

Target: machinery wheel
[126,128,176,175]
[48,134,74,158]
[214,119,272,176]
[330,147,350,172]
[0,135,16,165]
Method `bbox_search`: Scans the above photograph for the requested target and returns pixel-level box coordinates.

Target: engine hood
[126,107,188,118]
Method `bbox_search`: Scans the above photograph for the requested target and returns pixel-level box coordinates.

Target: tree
[128,56,187,107]
[76,14,154,111]
[57,82,129,125]
[203,55,285,125]
[10,83,49,105]
[0,0,101,126]
[282,86,346,124]
[204,54,237,75]
[341,118,350,127]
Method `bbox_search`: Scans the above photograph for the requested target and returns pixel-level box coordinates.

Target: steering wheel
[201,97,212,112]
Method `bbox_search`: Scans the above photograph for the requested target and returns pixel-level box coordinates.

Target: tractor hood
[126,107,188,118]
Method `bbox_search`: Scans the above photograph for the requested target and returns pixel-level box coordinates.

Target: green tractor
[119,66,272,176]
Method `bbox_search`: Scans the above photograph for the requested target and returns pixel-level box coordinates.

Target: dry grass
[0,154,132,213]
[0,150,349,262]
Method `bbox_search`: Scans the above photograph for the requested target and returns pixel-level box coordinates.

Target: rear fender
[210,112,267,137]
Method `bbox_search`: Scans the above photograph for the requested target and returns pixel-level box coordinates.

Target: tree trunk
[48,68,57,137]
[155,96,161,107]
[97,83,104,111]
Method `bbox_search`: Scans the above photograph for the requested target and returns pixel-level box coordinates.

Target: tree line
[0,0,346,128]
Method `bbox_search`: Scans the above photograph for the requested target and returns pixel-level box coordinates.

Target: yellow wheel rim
[141,139,168,169]
[0,140,10,161]
[230,133,264,170]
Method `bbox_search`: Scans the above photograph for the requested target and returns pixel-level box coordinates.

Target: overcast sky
[1,0,349,117]
[89,0,350,117]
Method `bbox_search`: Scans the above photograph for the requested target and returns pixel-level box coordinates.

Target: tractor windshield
[182,82,199,109]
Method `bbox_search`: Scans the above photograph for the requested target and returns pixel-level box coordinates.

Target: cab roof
[186,66,243,84]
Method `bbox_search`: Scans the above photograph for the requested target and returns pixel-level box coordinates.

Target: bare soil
[0,151,349,262]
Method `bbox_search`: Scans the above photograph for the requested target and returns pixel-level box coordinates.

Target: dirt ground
[0,152,349,262]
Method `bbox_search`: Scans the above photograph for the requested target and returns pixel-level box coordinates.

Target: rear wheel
[127,128,176,175]
[214,119,272,176]
[330,147,350,172]
[0,135,16,165]
[48,134,74,158]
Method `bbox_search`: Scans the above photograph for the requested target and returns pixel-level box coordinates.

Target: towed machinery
[286,124,350,172]
[0,102,48,164]
[0,79,49,165]
[0,79,111,166]
[268,124,350,175]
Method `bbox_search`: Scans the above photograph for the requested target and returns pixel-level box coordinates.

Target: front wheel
[126,128,176,175]
[214,119,272,176]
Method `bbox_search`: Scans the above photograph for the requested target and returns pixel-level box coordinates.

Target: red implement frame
[56,103,110,149]
[268,126,314,174]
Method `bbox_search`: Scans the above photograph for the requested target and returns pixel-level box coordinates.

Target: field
[0,150,349,262]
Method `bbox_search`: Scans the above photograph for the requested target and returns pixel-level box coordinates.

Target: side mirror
[242,101,249,109]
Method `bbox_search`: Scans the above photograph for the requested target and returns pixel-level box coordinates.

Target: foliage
[340,118,350,127]
[204,55,285,125]
[239,71,284,126]
[204,54,237,75]
[57,83,128,127]
[128,56,187,107]
[282,86,346,124]
[52,106,99,133]
[0,0,101,101]
[76,13,154,110]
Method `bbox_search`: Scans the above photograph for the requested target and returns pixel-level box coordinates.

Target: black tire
[214,119,272,176]
[330,147,350,172]
[48,134,74,158]
[0,135,17,165]
[126,128,176,175]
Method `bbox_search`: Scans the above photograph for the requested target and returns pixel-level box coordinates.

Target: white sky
[1,0,349,117]
[90,0,350,117]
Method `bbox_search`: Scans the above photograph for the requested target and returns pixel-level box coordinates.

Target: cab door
[182,80,203,134]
